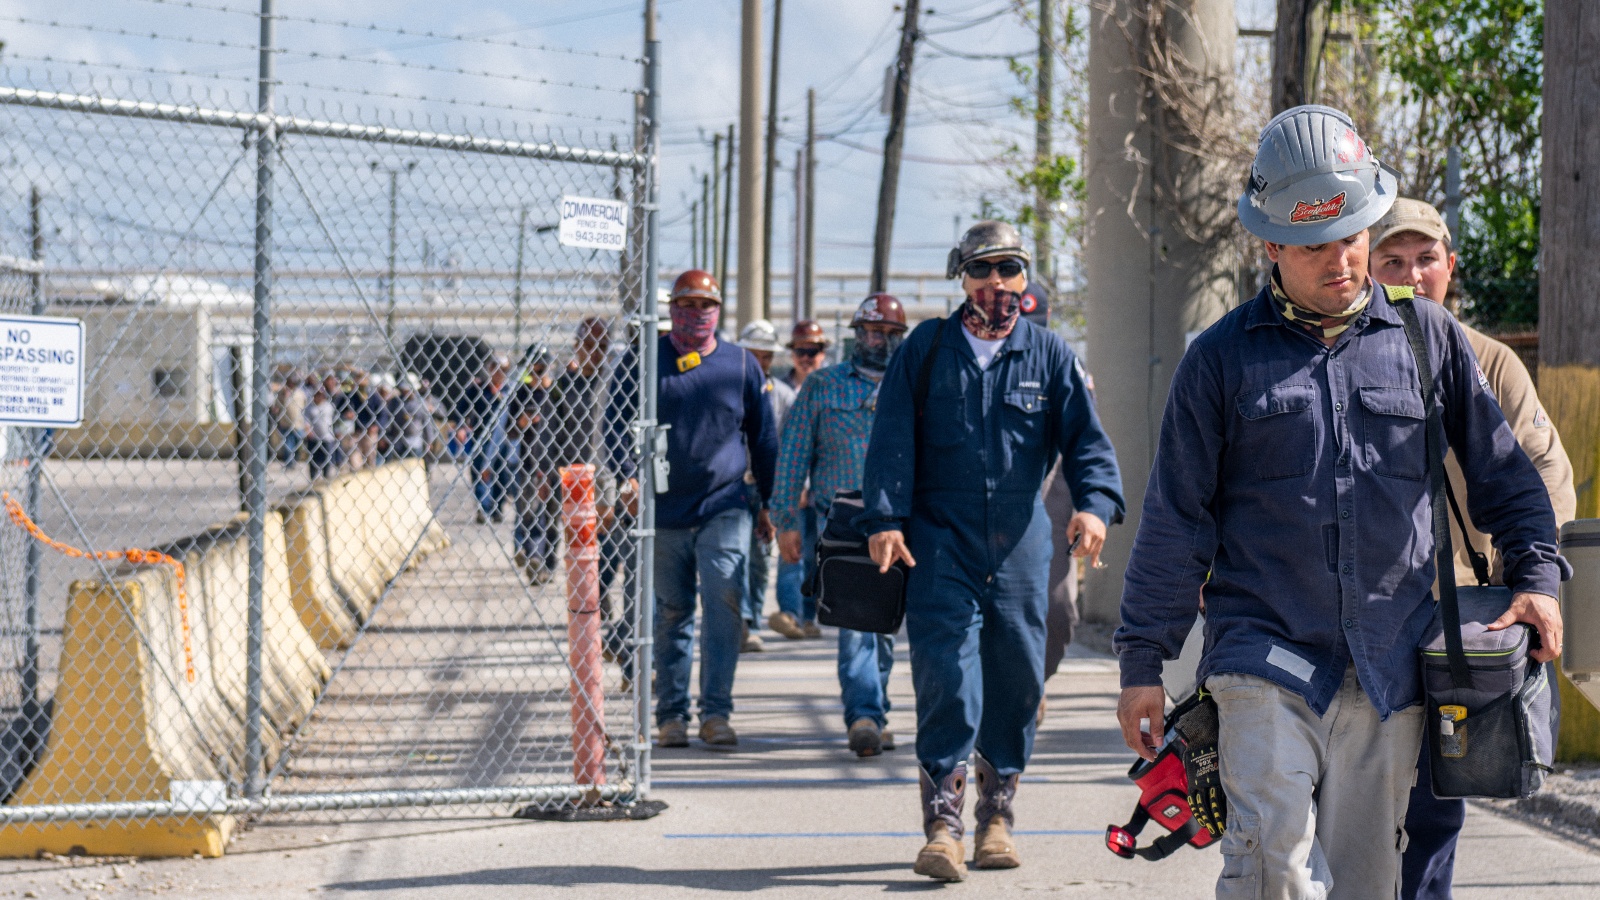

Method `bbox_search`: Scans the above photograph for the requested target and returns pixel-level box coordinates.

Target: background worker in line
[1368,198,1576,900]
[859,220,1124,881]
[606,269,777,750]
[775,294,910,758]
[771,319,834,641]
[1115,106,1567,900]
[736,319,797,652]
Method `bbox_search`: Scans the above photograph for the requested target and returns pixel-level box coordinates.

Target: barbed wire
[122,0,645,64]
[0,15,640,96]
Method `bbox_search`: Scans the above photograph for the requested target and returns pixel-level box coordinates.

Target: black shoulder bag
[1393,292,1556,799]
[808,319,946,635]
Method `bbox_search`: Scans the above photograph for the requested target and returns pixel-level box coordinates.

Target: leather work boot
[881,728,897,751]
[973,752,1021,869]
[847,718,883,757]
[699,716,739,747]
[801,620,823,639]
[768,611,806,640]
[914,764,968,882]
[656,719,688,748]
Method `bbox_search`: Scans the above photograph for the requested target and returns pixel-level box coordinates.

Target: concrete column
[737,0,765,329]
[1081,0,1236,626]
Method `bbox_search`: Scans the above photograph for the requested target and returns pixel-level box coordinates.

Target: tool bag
[807,490,908,635]
[1395,293,1557,800]
[1106,690,1220,861]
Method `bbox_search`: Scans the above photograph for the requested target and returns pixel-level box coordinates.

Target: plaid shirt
[771,362,878,533]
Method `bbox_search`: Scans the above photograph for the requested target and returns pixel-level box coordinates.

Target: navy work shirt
[857,315,1124,545]
[1115,282,1567,717]
[605,335,777,530]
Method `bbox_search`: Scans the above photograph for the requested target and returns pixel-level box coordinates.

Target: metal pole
[512,206,527,352]
[639,0,662,801]
[761,0,784,318]
[384,168,399,351]
[21,186,44,705]
[711,135,723,280]
[244,0,276,799]
[871,0,921,294]
[793,149,803,323]
[738,0,765,328]
[721,124,734,291]
[700,173,711,271]
[803,89,815,320]
[1444,146,1462,240]
[1035,0,1054,287]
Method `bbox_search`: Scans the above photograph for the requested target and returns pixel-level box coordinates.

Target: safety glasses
[964,258,1026,280]
[791,347,826,358]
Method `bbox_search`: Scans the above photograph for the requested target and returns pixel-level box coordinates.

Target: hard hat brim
[1238,165,1399,246]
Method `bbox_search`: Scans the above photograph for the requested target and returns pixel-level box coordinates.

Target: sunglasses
[964,259,1026,280]
[791,347,826,358]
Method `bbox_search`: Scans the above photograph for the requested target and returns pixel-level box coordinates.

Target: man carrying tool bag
[1114,106,1568,900]
[859,220,1125,881]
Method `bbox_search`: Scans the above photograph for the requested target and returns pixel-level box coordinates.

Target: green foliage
[1456,191,1541,330]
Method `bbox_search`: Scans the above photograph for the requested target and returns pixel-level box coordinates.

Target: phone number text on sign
[558,196,630,252]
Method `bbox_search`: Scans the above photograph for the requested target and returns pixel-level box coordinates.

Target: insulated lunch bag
[803,490,907,635]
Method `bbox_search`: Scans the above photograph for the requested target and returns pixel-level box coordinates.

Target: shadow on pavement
[323,861,942,892]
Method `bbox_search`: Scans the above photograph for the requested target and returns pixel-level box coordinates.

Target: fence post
[22,186,44,707]
[637,4,661,801]
[243,0,277,799]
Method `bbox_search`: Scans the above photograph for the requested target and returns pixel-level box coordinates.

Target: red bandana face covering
[669,304,720,356]
[960,287,1023,340]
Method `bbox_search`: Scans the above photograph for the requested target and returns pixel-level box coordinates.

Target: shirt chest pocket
[1003,389,1049,440]
[1358,385,1426,480]
[1235,384,1316,480]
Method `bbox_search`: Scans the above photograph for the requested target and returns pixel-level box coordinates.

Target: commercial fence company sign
[0,315,83,427]
[558,196,630,252]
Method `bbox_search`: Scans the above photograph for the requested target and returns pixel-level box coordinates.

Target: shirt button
[986,575,994,584]
[1343,618,1354,628]
[1334,402,1344,412]
[1340,510,1349,519]
[1341,564,1352,574]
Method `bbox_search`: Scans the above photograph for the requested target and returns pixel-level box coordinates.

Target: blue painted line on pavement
[665,830,1102,840]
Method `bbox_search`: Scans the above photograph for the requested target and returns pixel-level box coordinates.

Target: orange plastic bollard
[560,464,607,787]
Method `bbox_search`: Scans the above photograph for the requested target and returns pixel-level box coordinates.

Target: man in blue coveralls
[858,221,1125,881]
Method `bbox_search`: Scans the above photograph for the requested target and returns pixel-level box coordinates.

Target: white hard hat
[736,319,782,353]
[1238,104,1397,245]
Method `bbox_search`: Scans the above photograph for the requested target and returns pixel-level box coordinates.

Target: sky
[0,0,1280,287]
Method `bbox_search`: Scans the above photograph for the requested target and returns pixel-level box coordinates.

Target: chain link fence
[0,32,660,848]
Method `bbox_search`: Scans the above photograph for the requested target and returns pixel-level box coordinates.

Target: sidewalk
[2,634,1598,897]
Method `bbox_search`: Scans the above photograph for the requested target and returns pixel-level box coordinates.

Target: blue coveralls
[858,315,1125,782]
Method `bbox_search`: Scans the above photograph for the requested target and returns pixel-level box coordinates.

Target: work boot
[973,752,1021,869]
[656,720,688,748]
[768,611,806,640]
[801,620,823,639]
[699,716,738,747]
[847,718,883,757]
[740,623,765,653]
[914,764,968,882]
[881,728,897,751]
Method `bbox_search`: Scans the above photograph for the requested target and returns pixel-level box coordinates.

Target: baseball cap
[1371,198,1452,252]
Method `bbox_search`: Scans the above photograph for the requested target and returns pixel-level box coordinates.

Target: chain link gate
[0,8,662,851]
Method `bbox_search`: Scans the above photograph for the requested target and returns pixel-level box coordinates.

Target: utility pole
[803,88,816,320]
[372,160,415,354]
[762,0,785,318]
[711,133,723,278]
[1539,0,1600,756]
[738,0,766,328]
[1034,0,1055,287]
[793,148,804,322]
[701,173,712,269]
[691,200,700,269]
[512,205,527,352]
[1272,0,1331,112]
[870,0,921,294]
[721,123,735,291]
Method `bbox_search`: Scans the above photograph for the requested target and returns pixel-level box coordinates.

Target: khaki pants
[1208,666,1424,900]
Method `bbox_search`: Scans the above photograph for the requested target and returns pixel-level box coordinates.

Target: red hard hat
[850,294,908,330]
[788,320,830,347]
[671,269,722,303]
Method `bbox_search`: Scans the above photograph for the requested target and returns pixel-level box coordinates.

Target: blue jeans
[472,440,515,517]
[839,628,894,728]
[513,470,558,570]
[744,528,768,626]
[778,506,817,623]
[602,512,637,680]
[654,507,750,725]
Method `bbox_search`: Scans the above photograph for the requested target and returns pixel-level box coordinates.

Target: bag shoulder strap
[1389,286,1473,689]
[1444,477,1494,587]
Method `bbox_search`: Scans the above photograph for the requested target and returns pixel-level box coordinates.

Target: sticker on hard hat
[1020,293,1039,314]
[1289,192,1348,224]
[857,305,884,322]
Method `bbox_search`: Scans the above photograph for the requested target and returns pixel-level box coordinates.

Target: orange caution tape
[1,491,196,684]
